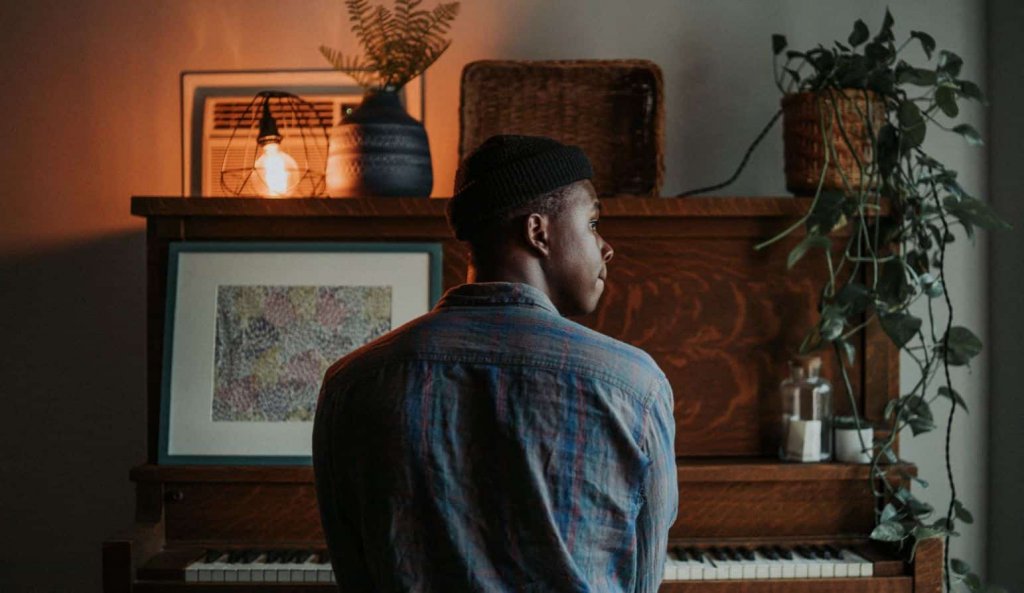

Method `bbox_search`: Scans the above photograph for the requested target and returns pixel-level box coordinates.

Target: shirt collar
[434,282,560,315]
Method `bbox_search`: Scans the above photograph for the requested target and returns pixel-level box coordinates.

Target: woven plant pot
[782,89,886,195]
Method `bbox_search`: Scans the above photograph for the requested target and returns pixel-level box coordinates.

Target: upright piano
[104,196,941,592]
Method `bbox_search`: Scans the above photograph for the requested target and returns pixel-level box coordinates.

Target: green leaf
[896,65,937,87]
[935,85,959,117]
[952,123,984,146]
[898,101,926,148]
[954,499,975,524]
[942,326,983,366]
[938,50,965,78]
[951,558,971,575]
[877,260,911,307]
[875,9,895,43]
[938,386,969,412]
[964,573,983,592]
[902,396,935,436]
[943,195,1013,230]
[881,503,899,523]
[837,282,872,316]
[806,190,846,233]
[910,31,936,59]
[870,521,906,542]
[787,234,831,270]
[819,306,845,341]
[773,34,788,55]
[849,19,870,47]
[911,525,943,540]
[880,312,922,348]
[958,79,987,103]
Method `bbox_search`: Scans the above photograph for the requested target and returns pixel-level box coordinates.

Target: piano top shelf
[130,457,914,485]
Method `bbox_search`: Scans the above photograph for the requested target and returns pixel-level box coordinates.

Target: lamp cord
[675,108,783,197]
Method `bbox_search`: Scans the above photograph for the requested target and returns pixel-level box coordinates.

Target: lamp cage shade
[219,91,330,197]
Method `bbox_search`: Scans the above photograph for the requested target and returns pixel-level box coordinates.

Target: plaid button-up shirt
[313,282,677,592]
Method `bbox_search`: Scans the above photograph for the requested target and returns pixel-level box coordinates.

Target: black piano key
[672,546,688,561]
[204,549,223,563]
[265,550,283,563]
[686,547,706,564]
[811,545,830,559]
[794,545,815,560]
[722,546,740,561]
[737,547,756,561]
[241,550,260,563]
[226,550,244,563]
[825,544,845,559]
[315,551,331,564]
[756,545,779,560]
[773,545,794,560]
[707,546,727,562]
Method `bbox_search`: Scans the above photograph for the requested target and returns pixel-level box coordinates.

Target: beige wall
[0,0,992,589]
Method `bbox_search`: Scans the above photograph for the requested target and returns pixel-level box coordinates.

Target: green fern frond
[323,0,460,91]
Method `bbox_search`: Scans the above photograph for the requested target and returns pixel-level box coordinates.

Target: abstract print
[212,285,391,422]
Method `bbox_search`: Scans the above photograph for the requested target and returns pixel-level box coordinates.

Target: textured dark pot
[326,90,433,197]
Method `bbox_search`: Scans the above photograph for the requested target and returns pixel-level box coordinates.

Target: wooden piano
[104,196,941,592]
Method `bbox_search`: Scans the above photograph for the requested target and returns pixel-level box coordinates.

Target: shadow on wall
[0,230,148,592]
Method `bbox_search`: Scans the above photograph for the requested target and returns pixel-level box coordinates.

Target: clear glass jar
[779,356,833,462]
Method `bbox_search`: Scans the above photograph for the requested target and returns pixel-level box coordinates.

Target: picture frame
[180,68,426,196]
[159,241,443,465]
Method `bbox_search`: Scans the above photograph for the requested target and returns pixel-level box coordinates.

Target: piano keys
[661,543,876,582]
[182,549,334,583]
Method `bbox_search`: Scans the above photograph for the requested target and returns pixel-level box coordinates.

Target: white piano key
[841,548,874,577]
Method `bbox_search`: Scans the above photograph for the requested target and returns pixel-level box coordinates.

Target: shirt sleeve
[633,375,678,593]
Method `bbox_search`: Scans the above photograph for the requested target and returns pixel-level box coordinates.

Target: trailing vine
[760,11,1011,593]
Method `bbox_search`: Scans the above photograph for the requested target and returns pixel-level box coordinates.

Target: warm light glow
[254,142,298,197]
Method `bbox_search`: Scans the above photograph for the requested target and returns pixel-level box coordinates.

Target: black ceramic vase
[326,89,433,197]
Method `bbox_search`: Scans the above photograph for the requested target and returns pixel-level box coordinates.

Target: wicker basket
[782,89,886,195]
[459,60,664,196]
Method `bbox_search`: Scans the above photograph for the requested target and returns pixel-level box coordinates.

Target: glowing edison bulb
[254,141,298,197]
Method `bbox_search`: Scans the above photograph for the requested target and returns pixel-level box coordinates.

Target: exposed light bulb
[254,141,298,197]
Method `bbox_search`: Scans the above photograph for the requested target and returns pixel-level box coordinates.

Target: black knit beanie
[447,135,593,241]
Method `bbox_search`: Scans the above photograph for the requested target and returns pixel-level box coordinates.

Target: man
[313,135,677,592]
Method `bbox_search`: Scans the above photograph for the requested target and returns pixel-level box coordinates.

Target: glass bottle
[779,355,833,462]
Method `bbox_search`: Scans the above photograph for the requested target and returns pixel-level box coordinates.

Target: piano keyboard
[183,544,874,584]
[662,544,874,581]
[184,550,335,583]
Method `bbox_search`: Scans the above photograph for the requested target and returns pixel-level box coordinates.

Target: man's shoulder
[322,306,667,398]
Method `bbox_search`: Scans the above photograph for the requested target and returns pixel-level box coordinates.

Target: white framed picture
[159,241,442,465]
[180,68,426,196]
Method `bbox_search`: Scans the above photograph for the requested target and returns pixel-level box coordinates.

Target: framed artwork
[180,68,426,196]
[159,242,443,465]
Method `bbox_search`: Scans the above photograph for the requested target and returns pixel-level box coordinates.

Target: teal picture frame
[159,241,443,466]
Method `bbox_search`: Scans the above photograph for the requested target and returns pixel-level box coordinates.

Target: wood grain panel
[164,482,323,545]
[669,477,876,539]
[585,235,862,456]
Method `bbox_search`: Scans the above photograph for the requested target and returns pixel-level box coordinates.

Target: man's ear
[524,212,551,257]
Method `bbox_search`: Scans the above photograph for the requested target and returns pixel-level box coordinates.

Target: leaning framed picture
[159,241,443,465]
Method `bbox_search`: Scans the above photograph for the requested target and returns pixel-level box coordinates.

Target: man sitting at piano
[313,135,678,592]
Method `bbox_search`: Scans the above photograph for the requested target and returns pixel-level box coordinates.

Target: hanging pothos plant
[755,10,1011,593]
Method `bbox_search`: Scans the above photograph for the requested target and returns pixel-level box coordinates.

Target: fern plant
[320,0,460,92]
